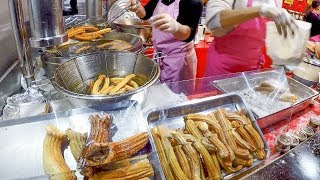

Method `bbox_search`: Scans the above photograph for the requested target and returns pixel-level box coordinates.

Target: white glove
[260,4,297,38]
[127,0,141,13]
[150,13,179,33]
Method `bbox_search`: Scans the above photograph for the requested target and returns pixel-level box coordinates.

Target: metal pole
[8,0,34,87]
[86,0,103,19]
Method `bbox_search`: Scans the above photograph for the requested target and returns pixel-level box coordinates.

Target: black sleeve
[177,0,203,42]
[306,13,320,36]
[141,0,159,20]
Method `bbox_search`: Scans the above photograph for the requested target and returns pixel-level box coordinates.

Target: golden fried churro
[217,155,238,174]
[88,114,112,143]
[91,75,104,95]
[174,145,192,179]
[208,134,229,159]
[151,128,175,180]
[171,131,201,180]
[89,159,154,180]
[215,109,250,159]
[201,138,217,152]
[244,124,264,150]
[109,87,126,95]
[68,28,85,38]
[85,132,148,166]
[185,119,203,139]
[66,128,87,162]
[196,121,230,159]
[158,127,188,180]
[111,78,139,88]
[231,121,256,151]
[231,129,252,151]
[207,112,236,162]
[224,111,250,125]
[74,34,99,41]
[96,28,112,34]
[90,80,94,91]
[80,26,99,31]
[43,125,76,179]
[81,32,103,37]
[184,134,221,180]
[109,74,136,94]
[255,149,267,160]
[211,153,222,178]
[99,85,115,95]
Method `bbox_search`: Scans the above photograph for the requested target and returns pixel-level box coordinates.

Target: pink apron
[204,0,267,77]
[152,0,197,83]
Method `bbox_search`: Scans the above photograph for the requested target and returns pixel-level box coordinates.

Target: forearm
[219,7,260,28]
[173,23,191,41]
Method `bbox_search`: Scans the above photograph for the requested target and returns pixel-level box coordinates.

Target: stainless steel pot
[52,51,160,107]
[113,19,152,44]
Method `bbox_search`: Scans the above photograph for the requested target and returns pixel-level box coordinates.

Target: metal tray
[0,100,161,180]
[212,71,319,129]
[145,94,270,179]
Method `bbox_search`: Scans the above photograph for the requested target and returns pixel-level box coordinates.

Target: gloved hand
[127,0,141,13]
[260,4,297,38]
[150,13,179,33]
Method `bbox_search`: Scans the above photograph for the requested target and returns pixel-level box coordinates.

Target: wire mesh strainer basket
[52,51,160,106]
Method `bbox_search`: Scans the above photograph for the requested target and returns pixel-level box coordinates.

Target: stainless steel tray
[0,100,161,179]
[145,94,270,179]
[212,71,319,129]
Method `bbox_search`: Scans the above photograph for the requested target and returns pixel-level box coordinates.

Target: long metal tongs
[101,4,135,28]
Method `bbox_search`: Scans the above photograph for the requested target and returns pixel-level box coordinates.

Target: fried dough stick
[183,134,221,180]
[66,128,87,162]
[89,158,154,180]
[170,130,201,180]
[214,109,250,159]
[174,145,192,179]
[85,132,149,166]
[185,113,235,162]
[109,74,136,95]
[225,111,266,160]
[43,125,76,180]
[151,128,175,180]
[157,127,188,180]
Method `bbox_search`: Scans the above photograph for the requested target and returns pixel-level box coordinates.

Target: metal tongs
[101,4,135,28]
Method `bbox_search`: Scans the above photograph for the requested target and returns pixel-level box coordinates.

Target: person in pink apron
[128,0,203,83]
[204,0,297,77]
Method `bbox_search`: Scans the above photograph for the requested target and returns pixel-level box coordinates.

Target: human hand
[127,0,141,13]
[260,4,297,38]
[150,13,179,33]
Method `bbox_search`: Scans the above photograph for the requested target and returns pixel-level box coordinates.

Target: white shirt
[206,0,282,30]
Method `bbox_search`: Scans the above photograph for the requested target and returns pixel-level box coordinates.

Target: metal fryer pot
[41,32,144,78]
[52,51,160,107]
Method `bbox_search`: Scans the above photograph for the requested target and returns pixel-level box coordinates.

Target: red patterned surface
[263,100,320,159]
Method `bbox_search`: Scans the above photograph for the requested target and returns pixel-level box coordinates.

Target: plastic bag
[213,67,296,118]
[266,20,311,66]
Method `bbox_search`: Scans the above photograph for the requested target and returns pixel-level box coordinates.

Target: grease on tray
[151,108,267,180]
